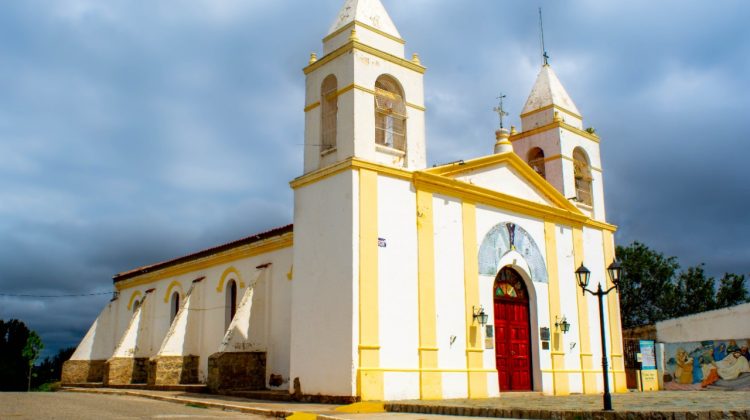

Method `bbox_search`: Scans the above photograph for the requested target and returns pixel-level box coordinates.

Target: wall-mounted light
[473,306,489,327]
[555,315,570,334]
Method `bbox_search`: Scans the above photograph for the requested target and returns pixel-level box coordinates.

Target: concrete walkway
[388,391,750,419]
[63,387,750,419]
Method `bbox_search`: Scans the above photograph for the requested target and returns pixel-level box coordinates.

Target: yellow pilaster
[544,222,569,395]
[461,201,488,398]
[358,169,383,400]
[416,190,442,399]
[572,228,596,393]
[602,230,627,392]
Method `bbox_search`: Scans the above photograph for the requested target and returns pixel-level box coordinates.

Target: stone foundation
[61,360,106,384]
[150,356,200,385]
[104,357,149,385]
[207,351,266,392]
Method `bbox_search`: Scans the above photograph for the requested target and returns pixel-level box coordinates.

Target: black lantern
[575,263,591,292]
[555,316,570,333]
[473,306,489,327]
[607,260,622,289]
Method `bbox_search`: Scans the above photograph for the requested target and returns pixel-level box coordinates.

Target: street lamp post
[575,260,622,412]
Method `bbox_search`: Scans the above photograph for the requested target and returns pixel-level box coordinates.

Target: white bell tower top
[302,0,427,174]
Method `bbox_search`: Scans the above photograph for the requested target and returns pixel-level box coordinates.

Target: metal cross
[493,94,509,129]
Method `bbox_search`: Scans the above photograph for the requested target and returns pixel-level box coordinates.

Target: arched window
[321,75,338,152]
[169,292,180,324]
[573,148,593,206]
[133,299,141,314]
[374,75,407,152]
[225,279,238,330]
[528,147,546,179]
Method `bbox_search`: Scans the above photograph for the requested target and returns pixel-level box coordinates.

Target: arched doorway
[493,267,532,391]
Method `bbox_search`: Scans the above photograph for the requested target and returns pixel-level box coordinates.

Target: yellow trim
[572,228,596,394]
[323,20,406,45]
[357,168,383,401]
[509,121,600,144]
[520,104,583,121]
[163,281,183,303]
[352,84,426,111]
[426,152,582,214]
[416,189,442,399]
[217,266,245,293]
[115,233,292,291]
[602,230,627,392]
[303,101,320,112]
[290,157,412,190]
[304,40,426,75]
[360,367,497,373]
[544,221,569,395]
[127,290,143,311]
[461,201,487,398]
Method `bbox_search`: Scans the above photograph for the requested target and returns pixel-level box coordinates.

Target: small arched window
[133,299,141,314]
[225,279,238,330]
[374,75,407,152]
[321,75,338,152]
[528,147,546,179]
[169,292,180,324]
[573,148,593,206]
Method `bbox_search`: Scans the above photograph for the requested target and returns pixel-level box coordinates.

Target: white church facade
[63,0,627,401]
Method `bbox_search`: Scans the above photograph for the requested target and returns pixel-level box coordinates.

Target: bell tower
[302,0,427,174]
[510,64,607,221]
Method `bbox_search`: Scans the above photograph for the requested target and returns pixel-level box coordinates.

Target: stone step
[221,389,293,402]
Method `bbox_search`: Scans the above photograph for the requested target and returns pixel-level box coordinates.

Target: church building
[63,0,627,401]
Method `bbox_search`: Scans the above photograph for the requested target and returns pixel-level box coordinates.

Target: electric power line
[0,291,113,298]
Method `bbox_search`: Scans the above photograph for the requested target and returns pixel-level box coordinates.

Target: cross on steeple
[493,94,509,129]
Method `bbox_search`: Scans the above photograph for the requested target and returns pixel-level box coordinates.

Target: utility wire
[0,291,113,298]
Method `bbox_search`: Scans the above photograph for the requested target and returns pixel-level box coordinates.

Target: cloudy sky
[1,0,748,357]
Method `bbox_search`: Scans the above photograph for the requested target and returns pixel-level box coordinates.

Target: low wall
[207,352,266,392]
[150,355,200,385]
[61,360,106,384]
[104,357,149,385]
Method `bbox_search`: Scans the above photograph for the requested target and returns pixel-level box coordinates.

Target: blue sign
[639,340,656,370]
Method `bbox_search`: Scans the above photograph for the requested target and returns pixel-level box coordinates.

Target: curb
[63,387,347,419]
[385,403,750,420]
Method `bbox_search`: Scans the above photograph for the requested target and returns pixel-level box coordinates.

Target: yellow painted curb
[286,412,318,420]
[334,402,386,413]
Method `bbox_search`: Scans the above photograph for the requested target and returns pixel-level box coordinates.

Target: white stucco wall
[377,176,420,400]
[290,169,357,397]
[455,164,554,206]
[70,300,119,361]
[656,302,750,343]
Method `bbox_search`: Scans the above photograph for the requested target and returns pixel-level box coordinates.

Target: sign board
[638,340,659,391]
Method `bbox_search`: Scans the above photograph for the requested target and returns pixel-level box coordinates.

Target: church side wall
[111,241,293,385]
[290,170,357,397]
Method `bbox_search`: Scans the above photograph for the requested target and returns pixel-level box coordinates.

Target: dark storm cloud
[1,0,748,356]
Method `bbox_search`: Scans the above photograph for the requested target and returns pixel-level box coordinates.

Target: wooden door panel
[494,270,532,392]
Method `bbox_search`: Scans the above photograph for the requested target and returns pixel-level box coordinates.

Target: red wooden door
[493,268,532,391]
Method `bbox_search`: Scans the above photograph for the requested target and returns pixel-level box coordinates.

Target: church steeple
[301,0,426,174]
[520,64,583,131]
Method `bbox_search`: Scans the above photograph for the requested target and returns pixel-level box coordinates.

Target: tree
[616,242,680,328]
[0,319,32,391]
[716,273,749,308]
[34,346,76,389]
[22,331,44,392]
[672,264,717,317]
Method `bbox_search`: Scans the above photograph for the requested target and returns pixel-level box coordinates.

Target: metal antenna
[539,7,549,66]
[493,94,509,129]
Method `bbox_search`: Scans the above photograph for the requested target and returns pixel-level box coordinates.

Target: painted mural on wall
[664,339,750,390]
[478,222,547,283]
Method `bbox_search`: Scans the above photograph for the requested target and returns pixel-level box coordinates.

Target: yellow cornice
[425,152,581,214]
[115,233,293,291]
[305,84,425,113]
[510,121,600,144]
[290,157,413,190]
[521,104,582,121]
[323,20,406,45]
[303,40,426,76]
[414,171,590,228]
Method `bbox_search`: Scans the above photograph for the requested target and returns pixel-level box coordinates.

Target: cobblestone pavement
[387,391,750,419]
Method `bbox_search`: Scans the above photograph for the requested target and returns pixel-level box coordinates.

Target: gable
[454,163,554,207]
[425,152,581,214]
